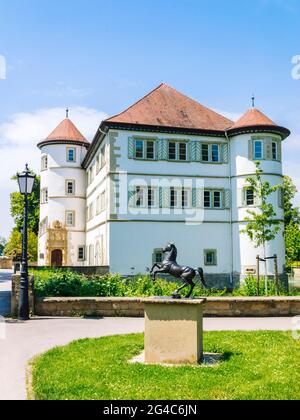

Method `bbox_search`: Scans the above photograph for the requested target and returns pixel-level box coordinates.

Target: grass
[31,332,300,400]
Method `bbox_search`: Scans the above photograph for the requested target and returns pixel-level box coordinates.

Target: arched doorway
[51,249,63,267]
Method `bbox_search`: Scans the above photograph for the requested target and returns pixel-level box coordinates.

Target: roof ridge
[106,83,166,122]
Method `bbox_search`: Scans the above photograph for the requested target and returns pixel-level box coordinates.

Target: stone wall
[11,275,35,317]
[0,258,13,269]
[35,296,300,318]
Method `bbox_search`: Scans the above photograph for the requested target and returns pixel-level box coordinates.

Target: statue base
[143,297,206,365]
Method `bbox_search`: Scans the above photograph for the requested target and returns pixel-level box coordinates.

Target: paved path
[0,314,297,401]
[0,270,12,316]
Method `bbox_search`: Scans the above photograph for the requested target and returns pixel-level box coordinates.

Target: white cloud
[0,107,108,238]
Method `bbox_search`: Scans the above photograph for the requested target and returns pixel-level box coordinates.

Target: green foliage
[237,275,289,297]
[283,176,300,227]
[0,237,7,256]
[32,269,299,298]
[285,223,300,268]
[241,162,281,248]
[4,229,38,262]
[10,174,40,235]
[32,332,300,400]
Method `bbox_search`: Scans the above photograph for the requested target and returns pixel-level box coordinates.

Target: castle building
[37,84,290,287]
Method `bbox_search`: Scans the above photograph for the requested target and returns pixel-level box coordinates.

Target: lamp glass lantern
[17,167,35,195]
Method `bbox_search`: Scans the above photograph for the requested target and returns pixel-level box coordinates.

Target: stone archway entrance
[51,249,63,267]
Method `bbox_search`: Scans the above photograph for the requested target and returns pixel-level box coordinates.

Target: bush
[32,269,300,298]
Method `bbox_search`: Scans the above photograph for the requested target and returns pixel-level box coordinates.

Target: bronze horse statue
[150,243,207,299]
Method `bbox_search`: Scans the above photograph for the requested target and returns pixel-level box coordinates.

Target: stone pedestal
[144,298,206,365]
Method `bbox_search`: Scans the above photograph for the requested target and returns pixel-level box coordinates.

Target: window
[41,188,48,204]
[204,190,223,209]
[204,191,211,208]
[154,250,164,264]
[168,142,176,160]
[101,191,106,211]
[245,188,254,206]
[201,144,209,162]
[148,188,155,208]
[254,140,263,160]
[272,141,278,160]
[168,142,188,161]
[96,155,101,174]
[66,180,75,196]
[134,139,155,160]
[100,146,106,168]
[170,187,178,208]
[213,191,221,208]
[136,187,144,207]
[67,147,76,163]
[202,144,220,163]
[182,189,189,208]
[41,156,48,171]
[65,211,75,227]
[204,250,217,266]
[212,145,219,162]
[78,246,85,261]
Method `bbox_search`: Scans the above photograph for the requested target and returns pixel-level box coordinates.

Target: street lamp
[17,164,36,321]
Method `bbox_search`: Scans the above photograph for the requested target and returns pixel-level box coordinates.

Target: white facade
[37,91,289,287]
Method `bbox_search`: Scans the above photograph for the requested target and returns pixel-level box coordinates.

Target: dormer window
[67,147,76,163]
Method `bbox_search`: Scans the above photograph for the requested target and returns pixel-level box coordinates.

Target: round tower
[37,113,89,267]
[227,107,290,281]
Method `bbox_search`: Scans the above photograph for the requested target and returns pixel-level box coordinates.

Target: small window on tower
[67,147,76,163]
[66,211,75,227]
[66,180,75,196]
[41,156,48,171]
[272,141,278,160]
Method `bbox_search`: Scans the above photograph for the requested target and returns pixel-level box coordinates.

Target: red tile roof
[230,108,277,130]
[106,83,234,131]
[45,118,88,143]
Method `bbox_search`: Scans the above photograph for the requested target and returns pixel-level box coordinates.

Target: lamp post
[17,164,36,321]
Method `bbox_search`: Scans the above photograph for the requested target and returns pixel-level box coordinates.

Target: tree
[4,229,38,262]
[283,176,300,227]
[10,174,40,235]
[241,162,282,293]
[282,176,300,267]
[0,237,7,256]
[285,223,300,266]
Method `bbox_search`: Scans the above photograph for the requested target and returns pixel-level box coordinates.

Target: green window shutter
[157,139,168,160]
[192,188,197,207]
[224,190,231,209]
[190,142,197,162]
[128,187,136,207]
[128,137,135,159]
[221,143,229,163]
[162,187,170,208]
[248,140,254,161]
[159,187,163,208]
[195,142,202,161]
[196,188,203,208]
[278,188,284,208]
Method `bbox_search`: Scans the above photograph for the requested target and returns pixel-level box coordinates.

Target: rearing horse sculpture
[150,243,207,299]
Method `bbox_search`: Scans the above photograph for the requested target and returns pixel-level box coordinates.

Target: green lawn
[31,332,300,400]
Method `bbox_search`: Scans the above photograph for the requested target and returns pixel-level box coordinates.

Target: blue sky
[0,0,300,237]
